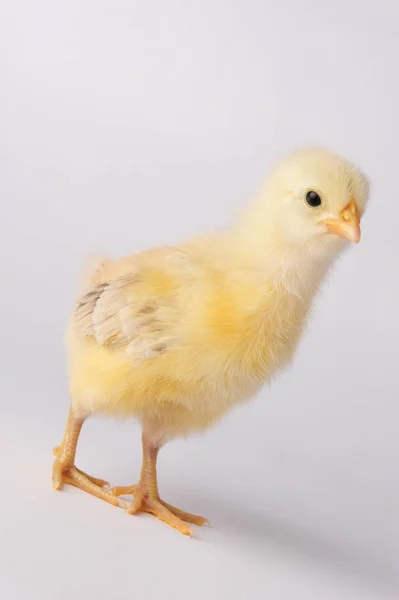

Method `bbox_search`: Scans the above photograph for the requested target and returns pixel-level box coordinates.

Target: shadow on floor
[172,487,397,598]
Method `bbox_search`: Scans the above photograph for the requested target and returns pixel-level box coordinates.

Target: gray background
[1,1,398,599]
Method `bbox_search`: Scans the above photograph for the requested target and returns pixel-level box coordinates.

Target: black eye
[306,191,322,207]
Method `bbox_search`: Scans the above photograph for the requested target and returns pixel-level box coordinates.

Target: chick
[52,147,369,536]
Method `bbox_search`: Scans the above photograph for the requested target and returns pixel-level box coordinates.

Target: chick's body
[68,238,310,438]
[53,147,369,536]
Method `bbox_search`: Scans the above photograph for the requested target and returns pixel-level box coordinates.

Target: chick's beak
[319,200,361,243]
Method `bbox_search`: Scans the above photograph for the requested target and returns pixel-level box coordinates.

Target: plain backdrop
[1,1,398,599]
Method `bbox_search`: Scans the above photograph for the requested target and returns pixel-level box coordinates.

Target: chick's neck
[223,216,337,303]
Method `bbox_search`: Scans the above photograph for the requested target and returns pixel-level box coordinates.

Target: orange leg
[52,408,127,509]
[110,434,208,536]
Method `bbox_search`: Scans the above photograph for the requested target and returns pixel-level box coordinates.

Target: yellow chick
[52,147,369,536]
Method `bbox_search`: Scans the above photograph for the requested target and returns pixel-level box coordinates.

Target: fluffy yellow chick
[52,147,369,536]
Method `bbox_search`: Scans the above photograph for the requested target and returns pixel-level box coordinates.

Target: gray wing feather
[73,274,173,358]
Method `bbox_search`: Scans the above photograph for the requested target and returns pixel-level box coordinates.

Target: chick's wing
[73,251,194,360]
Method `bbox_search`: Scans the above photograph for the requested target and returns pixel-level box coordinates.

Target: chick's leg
[52,407,125,508]
[110,434,208,536]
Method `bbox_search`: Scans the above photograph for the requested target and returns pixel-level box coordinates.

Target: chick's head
[251,147,369,256]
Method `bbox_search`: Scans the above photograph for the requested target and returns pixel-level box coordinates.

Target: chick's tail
[78,254,113,290]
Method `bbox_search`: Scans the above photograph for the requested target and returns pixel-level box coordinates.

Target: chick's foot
[110,483,208,536]
[52,446,127,509]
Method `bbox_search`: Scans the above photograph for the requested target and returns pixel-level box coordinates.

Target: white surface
[1,1,398,599]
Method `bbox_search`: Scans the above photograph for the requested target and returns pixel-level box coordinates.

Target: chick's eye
[306,191,322,207]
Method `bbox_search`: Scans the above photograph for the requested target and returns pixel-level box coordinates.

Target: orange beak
[319,199,361,243]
